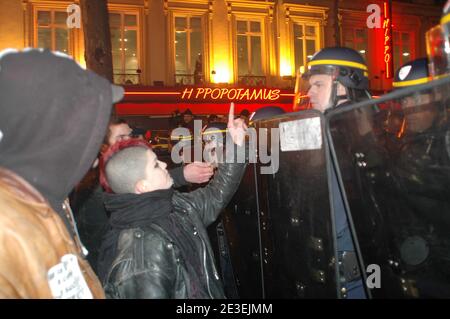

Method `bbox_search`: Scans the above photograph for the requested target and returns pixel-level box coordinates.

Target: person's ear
[135,179,149,194]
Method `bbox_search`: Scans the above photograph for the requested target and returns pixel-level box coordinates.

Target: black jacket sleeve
[177,143,247,227]
[169,166,188,188]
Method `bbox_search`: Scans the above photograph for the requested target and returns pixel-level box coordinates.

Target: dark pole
[335,0,341,46]
[80,0,114,83]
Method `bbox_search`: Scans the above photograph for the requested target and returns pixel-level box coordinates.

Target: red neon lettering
[195,88,205,99]
[250,89,263,100]
[239,89,250,100]
[203,88,212,99]
[228,89,238,99]
[181,87,282,101]
[219,88,229,99]
[270,89,281,101]
[182,88,194,99]
[211,88,221,99]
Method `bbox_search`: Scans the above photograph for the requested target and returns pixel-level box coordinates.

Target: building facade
[0,0,443,94]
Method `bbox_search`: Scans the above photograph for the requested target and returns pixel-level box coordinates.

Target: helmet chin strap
[329,80,348,109]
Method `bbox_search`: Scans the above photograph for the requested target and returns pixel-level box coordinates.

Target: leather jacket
[103,155,247,299]
[0,168,105,299]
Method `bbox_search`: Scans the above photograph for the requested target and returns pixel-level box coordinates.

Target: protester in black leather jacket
[98,104,247,299]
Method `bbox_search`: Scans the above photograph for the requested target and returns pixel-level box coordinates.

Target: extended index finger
[228,102,235,126]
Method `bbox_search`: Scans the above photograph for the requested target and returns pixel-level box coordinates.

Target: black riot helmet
[393,58,432,89]
[393,58,444,129]
[249,106,285,125]
[294,47,371,112]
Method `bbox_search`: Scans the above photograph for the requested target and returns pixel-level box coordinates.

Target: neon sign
[383,1,393,79]
[181,87,281,101]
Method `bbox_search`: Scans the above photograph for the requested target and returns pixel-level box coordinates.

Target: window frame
[108,6,142,85]
[172,14,205,85]
[231,13,268,86]
[282,3,327,78]
[342,27,368,60]
[393,30,416,73]
[32,3,75,55]
[289,20,322,76]
[235,18,264,77]
[167,4,210,86]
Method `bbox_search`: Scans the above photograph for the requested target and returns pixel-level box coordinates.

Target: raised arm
[176,103,248,226]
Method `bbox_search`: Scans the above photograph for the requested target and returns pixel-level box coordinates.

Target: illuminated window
[35,10,70,54]
[236,20,264,86]
[174,16,203,85]
[293,23,320,74]
[393,31,414,73]
[343,28,368,60]
[109,12,140,85]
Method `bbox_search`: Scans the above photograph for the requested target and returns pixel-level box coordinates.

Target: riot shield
[253,110,338,298]
[327,76,450,298]
[214,163,264,298]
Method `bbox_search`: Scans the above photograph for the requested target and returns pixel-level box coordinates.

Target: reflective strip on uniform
[170,135,193,141]
[202,129,227,135]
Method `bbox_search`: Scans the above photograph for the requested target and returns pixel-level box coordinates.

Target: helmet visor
[294,65,339,112]
[426,24,449,79]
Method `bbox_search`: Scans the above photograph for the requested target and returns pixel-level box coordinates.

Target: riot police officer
[390,59,450,297]
[393,58,448,161]
[295,47,371,112]
[295,47,373,298]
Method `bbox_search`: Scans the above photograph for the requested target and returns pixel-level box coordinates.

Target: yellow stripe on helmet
[441,13,450,26]
[392,76,431,87]
[308,59,368,71]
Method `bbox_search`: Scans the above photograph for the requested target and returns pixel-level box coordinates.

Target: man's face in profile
[307,74,333,112]
[141,149,173,192]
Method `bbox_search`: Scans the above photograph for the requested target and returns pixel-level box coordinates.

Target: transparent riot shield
[253,110,338,298]
[327,76,450,298]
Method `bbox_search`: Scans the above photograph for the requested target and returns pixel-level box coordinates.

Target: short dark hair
[103,118,129,145]
[100,139,152,193]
